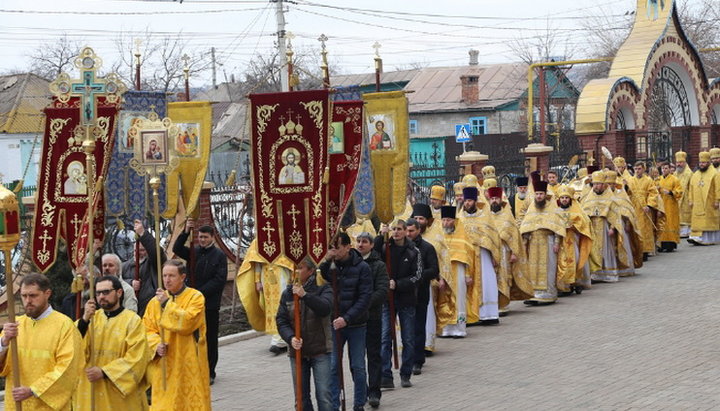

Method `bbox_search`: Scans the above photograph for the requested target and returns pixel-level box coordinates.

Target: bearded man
[581,171,624,282]
[554,185,592,293]
[687,151,720,245]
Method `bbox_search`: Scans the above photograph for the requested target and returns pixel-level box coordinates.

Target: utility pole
[211,47,217,89]
[275,0,289,92]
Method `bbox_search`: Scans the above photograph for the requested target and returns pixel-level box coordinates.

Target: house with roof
[0,73,50,188]
[331,51,581,180]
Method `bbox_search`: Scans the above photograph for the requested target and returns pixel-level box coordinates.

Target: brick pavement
[212,241,720,410]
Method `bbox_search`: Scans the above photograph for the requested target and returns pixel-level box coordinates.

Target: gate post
[521,143,553,176]
[456,150,488,179]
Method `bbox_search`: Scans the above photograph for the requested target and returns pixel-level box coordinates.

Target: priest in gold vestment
[436,206,476,338]
[143,260,211,411]
[626,162,660,258]
[554,185,592,292]
[581,171,624,282]
[486,187,533,313]
[687,151,720,245]
[674,151,694,237]
[75,275,149,410]
[0,273,82,411]
[519,181,566,304]
[459,186,502,324]
[657,162,683,251]
[606,170,643,276]
[236,239,294,353]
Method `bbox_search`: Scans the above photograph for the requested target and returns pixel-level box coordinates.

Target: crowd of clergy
[241,148,720,411]
[1,147,719,411]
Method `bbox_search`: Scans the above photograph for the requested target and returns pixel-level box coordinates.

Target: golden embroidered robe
[489,206,533,308]
[434,221,475,332]
[0,310,82,411]
[688,168,720,234]
[143,287,210,411]
[519,201,566,301]
[581,189,624,279]
[657,174,683,244]
[74,309,149,410]
[555,201,592,291]
[626,174,660,253]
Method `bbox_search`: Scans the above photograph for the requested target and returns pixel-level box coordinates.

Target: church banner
[164,101,213,219]
[363,90,409,223]
[250,89,330,265]
[105,91,168,226]
[328,100,364,236]
[32,97,118,272]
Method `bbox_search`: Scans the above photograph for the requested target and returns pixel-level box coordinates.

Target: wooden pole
[134,237,140,297]
[330,263,346,411]
[319,34,330,90]
[3,249,22,411]
[82,133,97,411]
[150,177,167,391]
[293,265,303,411]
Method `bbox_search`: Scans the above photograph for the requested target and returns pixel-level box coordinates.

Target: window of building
[409,119,418,135]
[469,116,487,135]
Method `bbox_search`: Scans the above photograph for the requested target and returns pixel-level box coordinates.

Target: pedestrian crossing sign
[455,124,471,143]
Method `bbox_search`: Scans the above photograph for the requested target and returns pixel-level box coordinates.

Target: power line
[0,7,267,15]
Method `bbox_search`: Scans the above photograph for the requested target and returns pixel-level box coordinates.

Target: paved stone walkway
[212,241,720,410]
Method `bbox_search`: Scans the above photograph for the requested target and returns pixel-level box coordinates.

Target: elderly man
[554,185,592,293]
[687,151,720,245]
[605,170,643,276]
[510,176,529,219]
[626,162,660,260]
[121,219,166,316]
[486,186,533,314]
[102,253,139,312]
[520,180,565,304]
[459,186,502,325]
[674,151,693,238]
[657,161,684,252]
[436,206,475,338]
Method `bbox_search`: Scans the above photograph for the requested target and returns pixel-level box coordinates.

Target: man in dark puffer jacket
[276,257,334,411]
[374,219,422,389]
[355,232,389,408]
[320,232,373,411]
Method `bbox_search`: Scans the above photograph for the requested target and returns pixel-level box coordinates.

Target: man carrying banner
[75,275,149,410]
[122,219,166,316]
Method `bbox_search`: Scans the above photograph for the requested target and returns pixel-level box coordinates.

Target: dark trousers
[381,304,415,379]
[413,298,429,367]
[206,308,220,379]
[366,313,383,399]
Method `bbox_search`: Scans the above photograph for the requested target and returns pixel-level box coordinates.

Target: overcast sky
[0,0,702,86]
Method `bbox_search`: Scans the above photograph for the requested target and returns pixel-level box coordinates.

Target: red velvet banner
[328,100,364,236]
[250,90,330,265]
[32,97,117,272]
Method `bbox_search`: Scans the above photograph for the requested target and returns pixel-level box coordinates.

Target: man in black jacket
[121,219,166,316]
[406,208,439,376]
[319,232,373,411]
[355,232,389,409]
[173,219,228,385]
[374,219,421,389]
[276,257,334,411]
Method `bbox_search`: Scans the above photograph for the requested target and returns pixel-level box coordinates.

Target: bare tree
[112,30,211,94]
[508,19,576,65]
[238,46,335,95]
[28,34,83,80]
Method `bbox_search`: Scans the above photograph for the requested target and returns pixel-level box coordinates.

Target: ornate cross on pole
[285,32,298,91]
[318,34,330,89]
[134,38,142,91]
[182,54,191,101]
[287,204,301,229]
[373,41,383,91]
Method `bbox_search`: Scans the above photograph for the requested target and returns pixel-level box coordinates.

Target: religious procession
[1,0,720,410]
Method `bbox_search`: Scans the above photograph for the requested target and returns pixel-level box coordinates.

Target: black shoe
[368,396,380,408]
[479,319,499,326]
[424,350,434,357]
[353,406,365,411]
[642,253,649,262]
[412,364,422,375]
[523,300,538,306]
[558,291,573,297]
[268,345,287,355]
[401,376,412,388]
[210,377,215,385]
[380,378,394,389]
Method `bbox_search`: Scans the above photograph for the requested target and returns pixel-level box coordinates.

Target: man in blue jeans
[374,219,421,389]
[320,232,373,411]
[276,257,334,411]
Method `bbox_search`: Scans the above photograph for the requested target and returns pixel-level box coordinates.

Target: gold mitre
[699,151,711,162]
[604,170,619,185]
[710,147,720,159]
[674,151,687,162]
[591,171,605,183]
[483,178,497,189]
[613,156,626,167]
[462,174,478,187]
[453,182,466,195]
[577,167,588,179]
[556,184,574,198]
[430,185,446,201]
[481,165,496,179]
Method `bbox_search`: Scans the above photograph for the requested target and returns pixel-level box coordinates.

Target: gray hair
[300,256,317,271]
[102,253,122,269]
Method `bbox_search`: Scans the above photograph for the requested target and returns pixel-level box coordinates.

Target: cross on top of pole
[372,41,382,58]
[318,33,328,51]
[49,47,126,128]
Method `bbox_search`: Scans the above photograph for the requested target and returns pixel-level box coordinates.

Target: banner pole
[150,176,167,391]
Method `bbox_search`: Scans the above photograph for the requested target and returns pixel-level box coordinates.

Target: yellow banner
[164,101,212,219]
[363,90,409,223]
